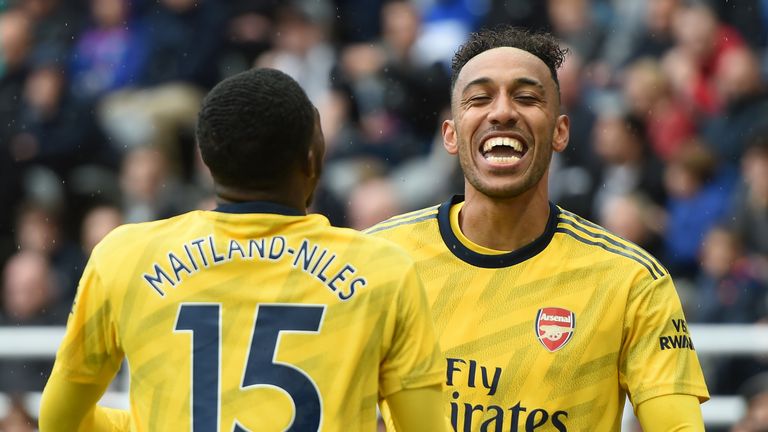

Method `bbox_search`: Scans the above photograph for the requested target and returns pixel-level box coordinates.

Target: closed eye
[464,95,491,106]
[515,95,541,104]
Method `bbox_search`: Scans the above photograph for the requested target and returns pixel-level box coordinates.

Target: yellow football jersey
[368,196,709,432]
[51,201,443,431]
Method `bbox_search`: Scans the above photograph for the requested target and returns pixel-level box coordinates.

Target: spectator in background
[589,112,666,221]
[377,0,450,146]
[341,108,463,228]
[80,204,122,256]
[622,57,695,162]
[599,193,664,259]
[549,46,596,217]
[220,0,280,74]
[704,47,768,165]
[312,80,378,224]
[257,0,334,106]
[637,0,681,59]
[98,0,228,176]
[710,0,768,50]
[0,251,63,324]
[728,135,768,260]
[695,226,767,324]
[69,0,146,105]
[547,0,605,63]
[0,251,64,392]
[666,2,745,117]
[0,8,32,140]
[385,109,463,210]
[19,0,84,64]
[119,146,189,223]
[331,0,445,166]
[316,101,456,227]
[346,177,401,231]
[0,8,31,265]
[11,57,113,179]
[663,141,736,278]
[602,0,681,70]
[319,0,450,223]
[15,202,84,304]
[135,0,227,89]
[0,395,37,432]
[47,203,124,302]
[733,372,768,432]
[554,46,595,168]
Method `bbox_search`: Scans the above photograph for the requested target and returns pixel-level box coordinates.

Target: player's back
[57,203,441,431]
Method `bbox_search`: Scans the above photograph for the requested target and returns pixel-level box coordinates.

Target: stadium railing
[1,324,763,428]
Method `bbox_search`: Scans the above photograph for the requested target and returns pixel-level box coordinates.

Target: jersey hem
[380,370,445,399]
[631,384,711,409]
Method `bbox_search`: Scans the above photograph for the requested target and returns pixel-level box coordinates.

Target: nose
[486,94,519,126]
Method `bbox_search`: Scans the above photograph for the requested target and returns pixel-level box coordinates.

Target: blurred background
[1,0,768,430]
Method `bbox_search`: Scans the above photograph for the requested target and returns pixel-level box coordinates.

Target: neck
[458,186,551,251]
[214,184,308,214]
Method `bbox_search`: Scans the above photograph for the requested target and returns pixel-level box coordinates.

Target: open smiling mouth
[481,137,527,163]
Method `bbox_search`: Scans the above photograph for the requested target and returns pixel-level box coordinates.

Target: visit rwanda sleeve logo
[535,307,575,352]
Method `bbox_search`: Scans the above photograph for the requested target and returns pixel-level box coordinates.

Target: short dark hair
[451,26,568,93]
[196,68,315,189]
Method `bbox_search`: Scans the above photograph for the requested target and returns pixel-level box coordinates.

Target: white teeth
[482,137,523,153]
[485,155,521,163]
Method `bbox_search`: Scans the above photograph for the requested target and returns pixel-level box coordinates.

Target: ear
[442,119,459,155]
[552,114,570,153]
[306,147,320,180]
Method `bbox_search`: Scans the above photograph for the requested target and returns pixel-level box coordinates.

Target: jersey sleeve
[636,394,705,431]
[39,376,131,432]
[50,249,124,386]
[378,261,445,398]
[620,274,710,407]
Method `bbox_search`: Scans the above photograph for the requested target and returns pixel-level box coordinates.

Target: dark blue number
[175,304,221,432]
[236,305,325,431]
[175,303,325,432]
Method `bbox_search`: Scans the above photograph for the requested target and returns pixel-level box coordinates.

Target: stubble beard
[459,137,553,200]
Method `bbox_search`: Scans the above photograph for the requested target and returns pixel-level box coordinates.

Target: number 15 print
[174,303,326,431]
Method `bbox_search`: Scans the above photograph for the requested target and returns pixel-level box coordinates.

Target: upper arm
[379,261,444,398]
[636,394,705,432]
[41,253,125,430]
[52,254,124,384]
[620,275,709,405]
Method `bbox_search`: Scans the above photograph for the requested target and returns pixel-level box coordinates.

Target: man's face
[443,47,569,199]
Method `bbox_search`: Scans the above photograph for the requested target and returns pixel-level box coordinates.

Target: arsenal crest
[535,307,575,352]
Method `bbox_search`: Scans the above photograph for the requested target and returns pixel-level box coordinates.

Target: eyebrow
[461,76,547,96]
[514,77,546,93]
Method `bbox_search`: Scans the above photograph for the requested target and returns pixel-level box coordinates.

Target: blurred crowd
[1,0,768,429]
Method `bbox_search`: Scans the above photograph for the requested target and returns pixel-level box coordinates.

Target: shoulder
[363,205,441,237]
[553,206,669,281]
[91,212,197,260]
[330,224,417,265]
